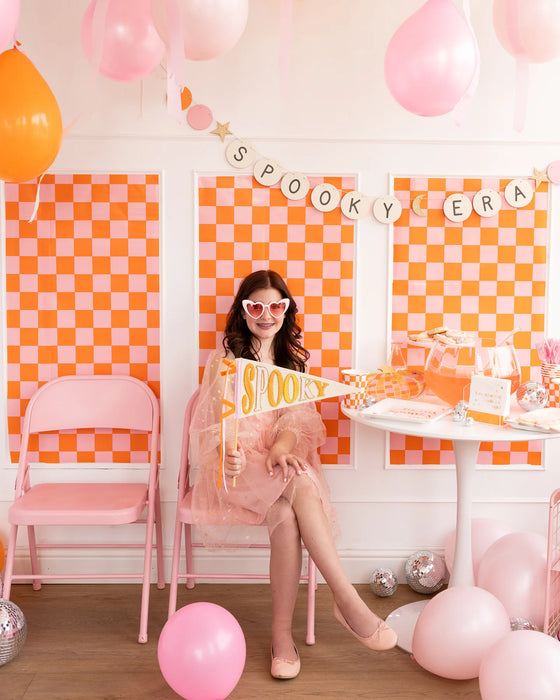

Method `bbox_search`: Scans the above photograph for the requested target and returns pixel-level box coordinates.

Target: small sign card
[467,375,511,425]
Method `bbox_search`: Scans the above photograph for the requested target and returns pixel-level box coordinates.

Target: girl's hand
[224,444,246,481]
[265,444,306,483]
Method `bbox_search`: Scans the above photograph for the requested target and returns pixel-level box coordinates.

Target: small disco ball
[510,617,538,632]
[369,567,398,597]
[405,551,446,594]
[452,400,468,422]
[0,599,27,666]
[516,381,548,411]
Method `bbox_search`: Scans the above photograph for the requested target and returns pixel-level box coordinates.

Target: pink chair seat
[9,483,148,525]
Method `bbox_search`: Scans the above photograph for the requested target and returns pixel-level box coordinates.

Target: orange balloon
[0,48,63,183]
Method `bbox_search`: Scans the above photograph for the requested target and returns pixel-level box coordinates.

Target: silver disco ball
[510,617,538,632]
[369,567,398,597]
[405,550,446,594]
[0,599,27,666]
[516,381,548,411]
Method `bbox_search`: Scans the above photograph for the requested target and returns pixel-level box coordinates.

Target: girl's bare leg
[267,497,302,662]
[288,477,384,638]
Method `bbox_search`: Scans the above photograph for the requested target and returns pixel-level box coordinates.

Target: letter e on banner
[443,193,473,222]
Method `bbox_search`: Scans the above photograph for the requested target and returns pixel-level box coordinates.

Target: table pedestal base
[385,600,429,653]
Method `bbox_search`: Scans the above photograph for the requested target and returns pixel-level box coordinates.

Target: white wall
[2,0,560,583]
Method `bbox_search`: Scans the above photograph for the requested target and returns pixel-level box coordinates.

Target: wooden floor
[2,582,481,699]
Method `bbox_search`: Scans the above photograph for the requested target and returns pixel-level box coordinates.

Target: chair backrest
[178,388,200,498]
[16,375,160,492]
[23,375,158,433]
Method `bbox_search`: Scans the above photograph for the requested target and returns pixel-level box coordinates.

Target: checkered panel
[198,175,356,465]
[5,173,160,464]
[390,176,548,467]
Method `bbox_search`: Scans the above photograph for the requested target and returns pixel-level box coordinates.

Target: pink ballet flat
[333,602,398,651]
[270,646,301,679]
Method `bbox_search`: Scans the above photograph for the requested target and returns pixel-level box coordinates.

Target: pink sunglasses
[242,298,290,320]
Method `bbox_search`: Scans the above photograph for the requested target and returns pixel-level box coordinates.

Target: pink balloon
[81,0,165,81]
[547,160,560,185]
[477,532,548,629]
[158,602,246,700]
[384,0,478,117]
[151,0,249,61]
[479,630,560,699]
[493,0,560,64]
[445,518,513,581]
[412,586,511,680]
[0,0,20,50]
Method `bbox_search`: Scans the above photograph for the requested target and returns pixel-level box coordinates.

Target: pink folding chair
[168,388,318,645]
[544,487,560,640]
[1,375,164,643]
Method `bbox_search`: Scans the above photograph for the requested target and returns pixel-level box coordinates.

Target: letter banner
[234,358,356,418]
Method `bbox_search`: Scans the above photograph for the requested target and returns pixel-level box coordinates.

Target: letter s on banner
[226,139,256,168]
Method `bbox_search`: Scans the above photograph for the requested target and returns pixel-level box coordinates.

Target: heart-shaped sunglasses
[242,298,290,320]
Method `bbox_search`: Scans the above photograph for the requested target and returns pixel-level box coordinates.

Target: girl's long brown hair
[222,269,309,372]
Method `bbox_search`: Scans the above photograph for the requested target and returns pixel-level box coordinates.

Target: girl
[190,269,397,679]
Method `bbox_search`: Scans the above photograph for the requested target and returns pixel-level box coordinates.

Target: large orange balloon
[0,48,63,183]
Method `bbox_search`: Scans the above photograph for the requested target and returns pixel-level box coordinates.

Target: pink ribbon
[504,0,529,132]
[164,0,185,122]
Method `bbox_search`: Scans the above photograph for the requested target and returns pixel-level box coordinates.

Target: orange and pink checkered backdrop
[5,173,160,464]
[197,174,356,465]
[390,176,548,467]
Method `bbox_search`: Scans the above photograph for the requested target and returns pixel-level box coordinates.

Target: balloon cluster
[410,518,560,699]
[81,0,249,81]
[384,0,560,124]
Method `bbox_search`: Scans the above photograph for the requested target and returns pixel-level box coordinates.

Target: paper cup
[540,362,560,408]
[341,369,370,409]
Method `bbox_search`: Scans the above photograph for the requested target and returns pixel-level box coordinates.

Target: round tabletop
[341,404,559,443]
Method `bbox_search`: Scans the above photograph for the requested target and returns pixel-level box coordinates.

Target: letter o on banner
[473,188,502,218]
[341,191,371,220]
[373,195,403,224]
[504,178,533,208]
[443,193,472,222]
[281,172,310,200]
[253,158,283,186]
[311,183,340,212]
[225,139,256,169]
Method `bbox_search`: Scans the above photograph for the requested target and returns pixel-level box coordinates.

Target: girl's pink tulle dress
[189,350,339,546]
